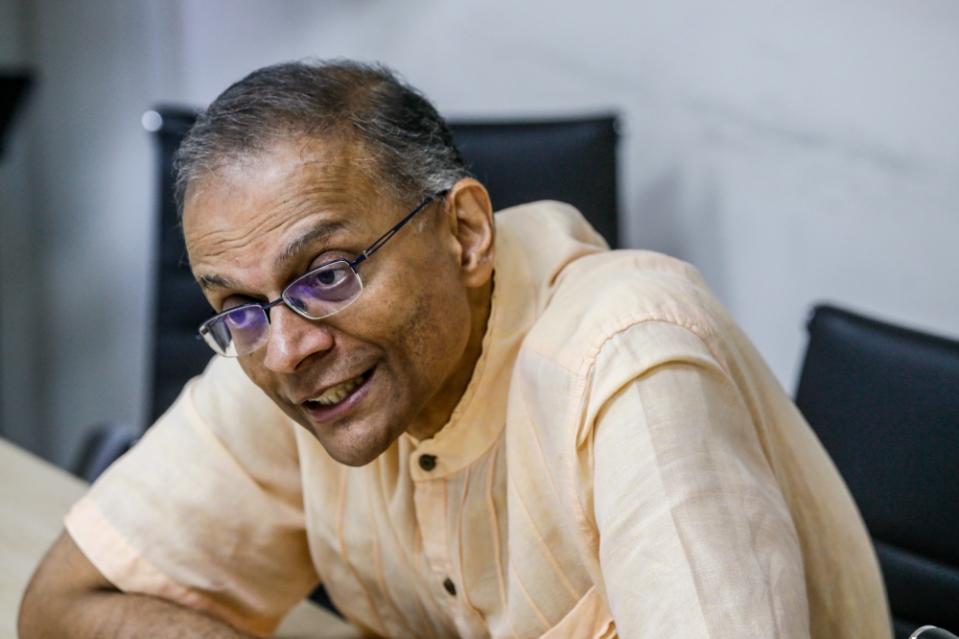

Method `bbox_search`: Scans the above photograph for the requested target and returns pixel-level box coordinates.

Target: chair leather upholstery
[449,117,619,247]
[795,304,959,638]
[0,73,32,156]
[147,109,213,423]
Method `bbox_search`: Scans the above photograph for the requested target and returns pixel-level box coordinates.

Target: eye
[308,264,350,288]
[285,261,358,306]
[225,305,262,329]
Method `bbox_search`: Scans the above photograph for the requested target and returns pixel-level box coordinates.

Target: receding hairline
[174,59,471,219]
[182,135,394,296]
[180,126,397,219]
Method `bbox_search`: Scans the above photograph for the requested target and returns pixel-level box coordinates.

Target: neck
[408,278,493,441]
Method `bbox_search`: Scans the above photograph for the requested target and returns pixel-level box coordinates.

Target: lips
[299,366,376,422]
[306,372,368,406]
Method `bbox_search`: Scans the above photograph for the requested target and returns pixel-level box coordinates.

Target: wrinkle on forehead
[185,134,377,219]
[184,137,380,266]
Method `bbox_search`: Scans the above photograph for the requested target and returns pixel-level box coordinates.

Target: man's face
[183,137,492,466]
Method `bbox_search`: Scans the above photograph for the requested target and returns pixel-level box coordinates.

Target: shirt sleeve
[64,356,319,637]
[592,339,810,638]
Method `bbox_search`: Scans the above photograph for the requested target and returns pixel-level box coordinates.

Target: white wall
[5,0,959,466]
[2,1,177,463]
[0,0,22,60]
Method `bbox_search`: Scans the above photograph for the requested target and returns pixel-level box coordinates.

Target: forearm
[19,587,257,639]
[19,530,259,639]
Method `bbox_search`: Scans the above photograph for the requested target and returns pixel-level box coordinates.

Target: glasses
[198,190,448,357]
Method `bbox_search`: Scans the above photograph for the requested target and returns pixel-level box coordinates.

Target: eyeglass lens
[283,260,362,316]
[201,260,363,357]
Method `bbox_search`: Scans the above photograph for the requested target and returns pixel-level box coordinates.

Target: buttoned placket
[399,255,517,638]
[409,444,487,638]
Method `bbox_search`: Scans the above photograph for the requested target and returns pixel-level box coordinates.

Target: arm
[19,531,256,639]
[593,361,810,637]
[43,357,320,637]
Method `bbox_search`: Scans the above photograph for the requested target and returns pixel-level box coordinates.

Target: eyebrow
[194,219,351,292]
[273,220,350,271]
[196,272,239,291]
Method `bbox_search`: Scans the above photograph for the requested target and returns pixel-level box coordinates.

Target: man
[19,61,891,638]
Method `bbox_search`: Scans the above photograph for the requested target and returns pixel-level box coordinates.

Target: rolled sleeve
[65,357,319,637]
[592,344,809,637]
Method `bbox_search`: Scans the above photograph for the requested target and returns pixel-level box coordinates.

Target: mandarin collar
[402,203,608,480]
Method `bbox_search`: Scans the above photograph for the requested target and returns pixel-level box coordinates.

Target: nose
[262,304,334,373]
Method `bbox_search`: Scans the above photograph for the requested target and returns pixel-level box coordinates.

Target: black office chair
[795,304,959,639]
[74,106,622,448]
[141,107,619,428]
[449,117,619,247]
[72,112,620,445]
[0,73,32,156]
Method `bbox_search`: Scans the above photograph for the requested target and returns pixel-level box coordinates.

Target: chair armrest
[911,626,959,639]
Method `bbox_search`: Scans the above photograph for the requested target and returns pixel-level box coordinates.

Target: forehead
[182,137,392,269]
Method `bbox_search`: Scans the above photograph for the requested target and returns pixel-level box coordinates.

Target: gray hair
[174,60,471,214]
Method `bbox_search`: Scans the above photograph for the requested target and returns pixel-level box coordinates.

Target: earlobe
[447,179,495,288]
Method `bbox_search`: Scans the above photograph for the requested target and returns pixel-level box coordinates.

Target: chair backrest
[795,304,959,639]
[449,116,619,247]
[0,73,32,156]
[147,108,212,423]
[145,107,619,424]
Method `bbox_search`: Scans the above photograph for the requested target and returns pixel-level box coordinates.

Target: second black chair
[796,304,959,639]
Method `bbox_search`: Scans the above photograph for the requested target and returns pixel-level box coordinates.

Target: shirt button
[419,454,437,471]
[443,577,457,596]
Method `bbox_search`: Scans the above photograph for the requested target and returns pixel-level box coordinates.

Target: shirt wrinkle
[65,201,891,639]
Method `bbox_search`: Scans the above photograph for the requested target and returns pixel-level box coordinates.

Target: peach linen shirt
[65,202,891,639]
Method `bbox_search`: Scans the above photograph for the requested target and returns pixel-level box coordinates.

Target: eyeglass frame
[197,188,450,357]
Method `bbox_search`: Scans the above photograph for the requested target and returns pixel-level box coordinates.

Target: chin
[307,415,403,467]
[327,446,385,467]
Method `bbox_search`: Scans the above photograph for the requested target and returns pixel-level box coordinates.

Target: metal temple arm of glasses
[356,190,449,265]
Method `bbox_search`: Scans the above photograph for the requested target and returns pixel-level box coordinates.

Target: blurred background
[1,0,958,469]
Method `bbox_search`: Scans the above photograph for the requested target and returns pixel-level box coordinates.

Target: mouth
[300,366,376,424]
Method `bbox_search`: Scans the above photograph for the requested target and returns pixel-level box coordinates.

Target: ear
[444,178,495,288]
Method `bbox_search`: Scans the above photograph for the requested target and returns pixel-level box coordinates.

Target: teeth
[308,374,365,406]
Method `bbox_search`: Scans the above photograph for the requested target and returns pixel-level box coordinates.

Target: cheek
[396,283,471,380]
